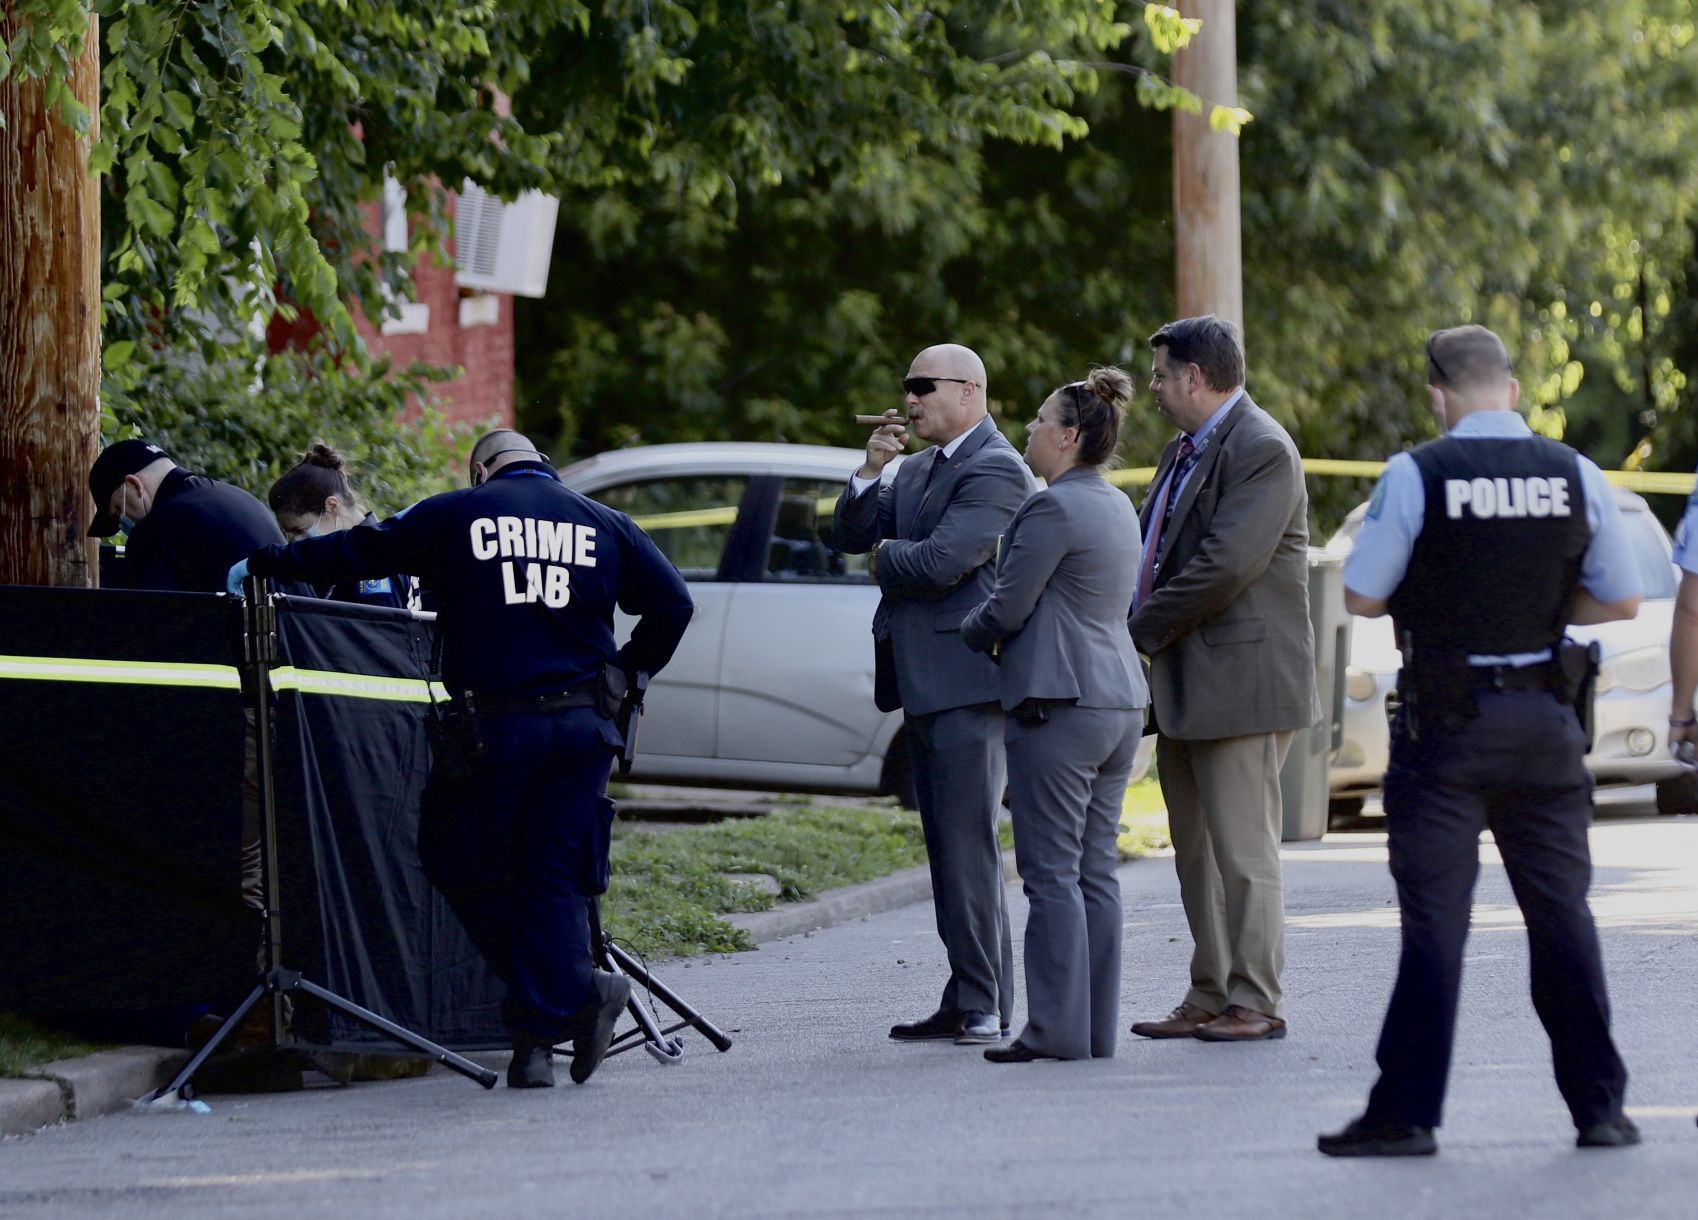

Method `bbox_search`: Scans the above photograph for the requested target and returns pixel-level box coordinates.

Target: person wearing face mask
[267,443,415,610]
[959,366,1147,1063]
[87,439,285,591]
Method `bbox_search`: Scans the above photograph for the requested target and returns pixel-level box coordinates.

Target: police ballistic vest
[1387,435,1590,656]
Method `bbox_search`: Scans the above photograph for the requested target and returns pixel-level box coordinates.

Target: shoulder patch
[1365,477,1389,521]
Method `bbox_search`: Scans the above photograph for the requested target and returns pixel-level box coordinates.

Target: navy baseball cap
[88,439,169,536]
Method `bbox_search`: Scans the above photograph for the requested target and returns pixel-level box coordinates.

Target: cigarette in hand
[854,414,909,427]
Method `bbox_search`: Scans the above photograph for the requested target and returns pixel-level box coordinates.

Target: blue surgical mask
[303,525,322,540]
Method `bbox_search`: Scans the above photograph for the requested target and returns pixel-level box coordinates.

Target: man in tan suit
[1128,316,1318,1042]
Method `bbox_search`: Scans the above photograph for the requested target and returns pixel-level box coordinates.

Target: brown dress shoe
[1130,1002,1220,1039]
[1193,1005,1286,1041]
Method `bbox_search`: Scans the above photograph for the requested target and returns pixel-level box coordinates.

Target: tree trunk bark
[1172,0,1243,338]
[0,15,101,587]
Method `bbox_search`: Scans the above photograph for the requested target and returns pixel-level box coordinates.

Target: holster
[425,700,484,782]
[1555,638,1601,751]
[600,662,628,720]
[1397,648,1478,740]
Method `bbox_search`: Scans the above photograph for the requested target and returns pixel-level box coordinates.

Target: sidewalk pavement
[1,843,1003,1138]
[0,1048,188,1137]
[1,818,1694,1217]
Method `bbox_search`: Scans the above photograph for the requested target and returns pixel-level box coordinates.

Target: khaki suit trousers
[1157,730,1295,1018]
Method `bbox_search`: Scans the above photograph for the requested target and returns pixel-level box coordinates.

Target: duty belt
[454,683,599,718]
[1468,661,1556,693]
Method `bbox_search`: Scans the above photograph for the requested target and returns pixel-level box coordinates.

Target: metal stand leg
[583,897,733,1065]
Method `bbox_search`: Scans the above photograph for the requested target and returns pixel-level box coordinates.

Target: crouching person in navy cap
[1318,326,1643,1157]
[234,429,694,1088]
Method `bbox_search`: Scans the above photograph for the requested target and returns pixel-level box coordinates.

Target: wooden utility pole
[1172,0,1243,334]
[1,15,101,587]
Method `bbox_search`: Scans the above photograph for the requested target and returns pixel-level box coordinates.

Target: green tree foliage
[5,1,1219,502]
[515,1,1698,534]
[102,343,466,515]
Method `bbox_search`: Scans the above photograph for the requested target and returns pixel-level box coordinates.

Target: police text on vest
[1443,476,1570,520]
[468,516,598,608]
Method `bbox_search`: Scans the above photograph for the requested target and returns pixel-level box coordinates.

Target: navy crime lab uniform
[125,468,285,592]
[247,460,694,1040]
[1344,411,1640,1133]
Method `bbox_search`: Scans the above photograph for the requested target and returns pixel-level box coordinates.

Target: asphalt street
[3,810,1695,1219]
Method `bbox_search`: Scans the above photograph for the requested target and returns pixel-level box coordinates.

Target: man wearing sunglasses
[834,343,1034,1047]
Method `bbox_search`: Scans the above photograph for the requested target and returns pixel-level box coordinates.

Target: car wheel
[1327,795,1366,830]
[881,732,920,811]
[1654,773,1698,817]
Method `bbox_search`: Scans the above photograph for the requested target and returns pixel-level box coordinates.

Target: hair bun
[305,442,345,470]
[1083,365,1133,410]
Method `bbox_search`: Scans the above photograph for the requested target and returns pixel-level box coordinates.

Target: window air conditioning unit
[453,181,560,299]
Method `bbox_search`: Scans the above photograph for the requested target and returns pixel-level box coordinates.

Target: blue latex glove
[226,558,249,597]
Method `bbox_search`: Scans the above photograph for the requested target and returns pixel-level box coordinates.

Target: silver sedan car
[1325,486,1695,817]
[560,442,1152,804]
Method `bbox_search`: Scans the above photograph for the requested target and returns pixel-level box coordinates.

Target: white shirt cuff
[849,473,877,497]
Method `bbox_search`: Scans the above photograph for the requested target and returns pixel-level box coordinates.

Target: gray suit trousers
[1158,730,1296,1018]
[1006,704,1140,1059]
[908,703,1014,1025]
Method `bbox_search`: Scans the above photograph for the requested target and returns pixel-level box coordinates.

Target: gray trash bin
[1279,548,1351,841]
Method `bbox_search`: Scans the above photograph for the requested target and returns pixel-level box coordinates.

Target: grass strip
[606,780,1171,961]
[603,803,935,958]
[0,1014,110,1078]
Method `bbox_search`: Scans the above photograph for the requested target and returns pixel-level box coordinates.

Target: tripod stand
[577,896,733,1064]
[142,580,497,1101]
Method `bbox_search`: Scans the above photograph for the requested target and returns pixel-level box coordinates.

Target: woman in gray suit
[960,366,1148,1062]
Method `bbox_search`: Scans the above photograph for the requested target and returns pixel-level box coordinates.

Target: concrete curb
[2,846,1013,1136]
[729,850,1019,945]
[1,1047,188,1138]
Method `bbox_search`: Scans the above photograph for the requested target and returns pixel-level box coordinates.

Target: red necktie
[1135,435,1195,608]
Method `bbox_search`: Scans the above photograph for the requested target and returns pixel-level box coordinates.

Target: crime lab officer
[1318,325,1643,1158]
[88,438,285,591]
[267,442,416,609]
[231,429,694,1088]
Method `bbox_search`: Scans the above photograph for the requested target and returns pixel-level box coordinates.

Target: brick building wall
[358,192,516,432]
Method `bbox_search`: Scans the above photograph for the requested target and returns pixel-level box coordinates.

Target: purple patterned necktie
[1136,435,1196,607]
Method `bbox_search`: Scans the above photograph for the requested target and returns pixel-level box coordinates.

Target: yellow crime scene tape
[630,460,1696,534]
[0,655,446,703]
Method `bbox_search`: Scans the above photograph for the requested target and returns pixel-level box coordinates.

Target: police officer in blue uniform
[89,438,285,590]
[233,429,694,1088]
[1319,325,1644,1157]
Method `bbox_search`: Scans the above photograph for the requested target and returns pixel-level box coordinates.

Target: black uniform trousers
[1366,686,1629,1130]
[418,705,617,1041]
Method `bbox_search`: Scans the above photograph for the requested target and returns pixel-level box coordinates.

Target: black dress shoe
[567,970,632,1084]
[1317,1115,1437,1157]
[889,1010,964,1041]
[506,1034,554,1088]
[984,1040,1058,1064]
[1576,1116,1641,1148]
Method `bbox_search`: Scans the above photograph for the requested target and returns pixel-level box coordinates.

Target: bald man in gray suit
[835,343,1033,1046]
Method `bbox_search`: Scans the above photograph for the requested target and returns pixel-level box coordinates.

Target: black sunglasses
[903,376,977,397]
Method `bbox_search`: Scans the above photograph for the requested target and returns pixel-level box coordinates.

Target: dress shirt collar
[937,415,990,461]
[1186,386,1245,446]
